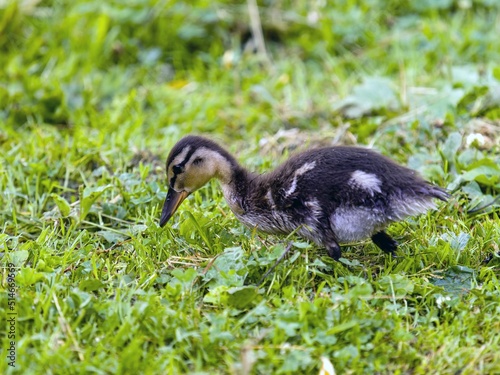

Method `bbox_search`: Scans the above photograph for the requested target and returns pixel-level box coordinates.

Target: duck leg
[325,239,342,261]
[371,231,398,256]
[258,242,293,285]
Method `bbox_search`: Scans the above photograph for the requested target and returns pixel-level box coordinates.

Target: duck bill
[159,189,189,227]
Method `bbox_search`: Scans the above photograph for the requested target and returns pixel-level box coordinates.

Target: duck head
[159,136,236,227]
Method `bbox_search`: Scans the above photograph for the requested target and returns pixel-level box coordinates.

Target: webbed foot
[326,240,342,261]
[371,231,398,256]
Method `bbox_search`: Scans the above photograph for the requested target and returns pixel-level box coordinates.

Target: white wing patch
[285,161,317,196]
[349,170,382,196]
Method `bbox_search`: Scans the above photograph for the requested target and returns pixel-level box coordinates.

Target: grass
[1,0,500,373]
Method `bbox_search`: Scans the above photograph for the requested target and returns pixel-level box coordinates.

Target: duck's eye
[192,157,203,165]
[172,164,184,174]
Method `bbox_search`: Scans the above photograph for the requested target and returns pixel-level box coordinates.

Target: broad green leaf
[348,283,374,297]
[420,86,465,120]
[326,320,358,335]
[171,267,198,284]
[129,225,147,236]
[203,285,229,306]
[8,250,29,266]
[50,193,71,217]
[96,230,127,244]
[464,158,500,171]
[339,258,362,267]
[16,268,46,286]
[440,232,470,251]
[79,279,105,292]
[377,275,415,296]
[292,241,311,249]
[431,266,475,296]
[204,247,247,287]
[226,286,259,309]
[461,162,500,186]
[168,268,198,295]
[441,132,462,162]
[334,77,400,118]
[79,185,113,221]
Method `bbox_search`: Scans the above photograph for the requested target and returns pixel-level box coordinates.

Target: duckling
[159,135,449,260]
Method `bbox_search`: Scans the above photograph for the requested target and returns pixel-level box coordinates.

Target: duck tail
[426,184,450,202]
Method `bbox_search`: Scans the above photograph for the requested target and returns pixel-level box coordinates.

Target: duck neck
[216,156,255,215]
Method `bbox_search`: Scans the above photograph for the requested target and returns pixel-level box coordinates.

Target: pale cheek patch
[194,148,233,184]
[285,161,317,196]
[170,146,191,169]
[172,147,234,193]
[167,145,191,181]
[349,170,382,196]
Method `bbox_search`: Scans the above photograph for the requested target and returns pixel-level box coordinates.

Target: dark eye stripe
[173,165,183,174]
[170,175,177,188]
[169,148,199,188]
[176,148,197,169]
[169,148,197,175]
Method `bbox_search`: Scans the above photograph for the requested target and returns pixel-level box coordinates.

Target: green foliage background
[1,0,499,374]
